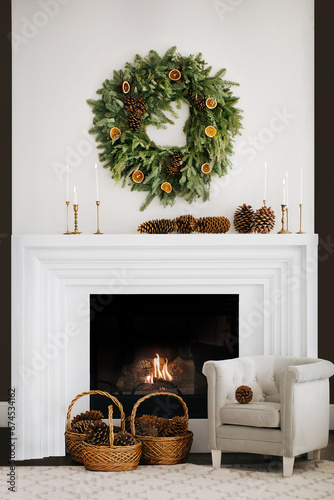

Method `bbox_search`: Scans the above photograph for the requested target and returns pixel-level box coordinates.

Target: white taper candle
[282,179,286,205]
[73,186,78,205]
[300,169,303,204]
[95,163,99,201]
[66,165,69,201]
[264,162,267,201]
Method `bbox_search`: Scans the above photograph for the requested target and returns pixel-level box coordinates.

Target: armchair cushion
[220,402,280,428]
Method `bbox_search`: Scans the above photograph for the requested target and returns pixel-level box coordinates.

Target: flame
[162,358,172,381]
[148,354,172,382]
[145,374,153,384]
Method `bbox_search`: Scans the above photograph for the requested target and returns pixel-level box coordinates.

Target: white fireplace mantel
[12,233,318,460]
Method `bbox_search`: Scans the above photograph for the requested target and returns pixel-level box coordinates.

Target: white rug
[1,461,334,500]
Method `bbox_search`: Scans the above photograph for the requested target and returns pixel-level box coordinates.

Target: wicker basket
[82,402,142,471]
[130,391,193,465]
[65,390,123,464]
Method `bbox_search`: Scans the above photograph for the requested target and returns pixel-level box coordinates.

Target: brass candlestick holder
[64,201,70,234]
[94,201,103,234]
[297,203,305,234]
[277,204,289,234]
[285,207,291,234]
[71,205,82,234]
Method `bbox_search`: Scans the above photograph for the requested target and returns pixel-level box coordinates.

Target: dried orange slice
[110,127,121,140]
[132,170,144,183]
[206,98,217,109]
[201,163,212,174]
[168,69,181,81]
[161,182,172,193]
[122,80,130,94]
[205,126,217,138]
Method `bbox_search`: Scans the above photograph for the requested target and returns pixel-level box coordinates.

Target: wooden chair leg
[283,457,295,477]
[211,449,222,469]
[313,449,321,460]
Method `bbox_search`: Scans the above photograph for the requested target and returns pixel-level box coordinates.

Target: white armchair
[202,355,334,477]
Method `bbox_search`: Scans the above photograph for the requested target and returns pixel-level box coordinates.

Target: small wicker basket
[82,402,142,472]
[65,390,123,464]
[130,391,193,465]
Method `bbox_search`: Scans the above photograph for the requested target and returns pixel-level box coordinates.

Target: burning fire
[144,353,172,384]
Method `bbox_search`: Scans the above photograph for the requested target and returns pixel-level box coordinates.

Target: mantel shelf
[13,233,318,248]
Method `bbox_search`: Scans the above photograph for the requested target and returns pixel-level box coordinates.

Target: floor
[2,431,333,467]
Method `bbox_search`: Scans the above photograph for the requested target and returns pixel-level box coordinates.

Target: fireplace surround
[12,233,318,459]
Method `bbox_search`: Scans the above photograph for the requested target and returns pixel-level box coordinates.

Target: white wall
[12,0,314,234]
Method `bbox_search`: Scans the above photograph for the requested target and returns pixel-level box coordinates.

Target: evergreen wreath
[87,47,243,211]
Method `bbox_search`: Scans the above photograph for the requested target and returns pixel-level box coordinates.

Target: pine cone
[156,417,171,437]
[187,87,196,103]
[71,419,96,434]
[71,410,103,425]
[138,218,177,234]
[175,214,196,234]
[194,216,231,234]
[252,206,275,234]
[128,112,142,132]
[235,385,253,404]
[164,416,188,437]
[233,204,254,234]
[86,421,109,446]
[113,432,137,447]
[194,95,206,111]
[166,153,184,177]
[135,415,159,437]
[124,94,138,113]
[135,96,146,115]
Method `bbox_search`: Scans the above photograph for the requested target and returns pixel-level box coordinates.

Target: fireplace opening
[90,294,239,418]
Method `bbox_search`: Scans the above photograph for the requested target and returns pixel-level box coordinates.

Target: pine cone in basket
[71,410,104,425]
[71,419,97,434]
[167,416,188,436]
[134,415,159,437]
[113,432,137,447]
[85,421,109,446]
[235,385,253,404]
[156,417,172,437]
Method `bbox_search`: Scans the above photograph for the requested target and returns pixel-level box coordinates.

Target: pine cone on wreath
[135,96,146,115]
[166,153,184,177]
[124,94,138,113]
[138,218,177,234]
[187,87,196,103]
[233,204,254,234]
[85,421,109,446]
[194,95,206,111]
[174,214,196,234]
[164,416,188,436]
[71,410,104,425]
[194,216,231,234]
[235,385,253,404]
[128,112,142,132]
[71,419,96,434]
[113,432,137,447]
[252,206,275,234]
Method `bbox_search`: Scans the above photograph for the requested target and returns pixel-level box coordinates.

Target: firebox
[90,294,239,418]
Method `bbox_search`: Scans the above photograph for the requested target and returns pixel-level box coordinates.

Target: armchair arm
[280,359,334,457]
[282,359,334,384]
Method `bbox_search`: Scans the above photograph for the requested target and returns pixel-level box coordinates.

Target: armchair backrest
[204,355,322,407]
